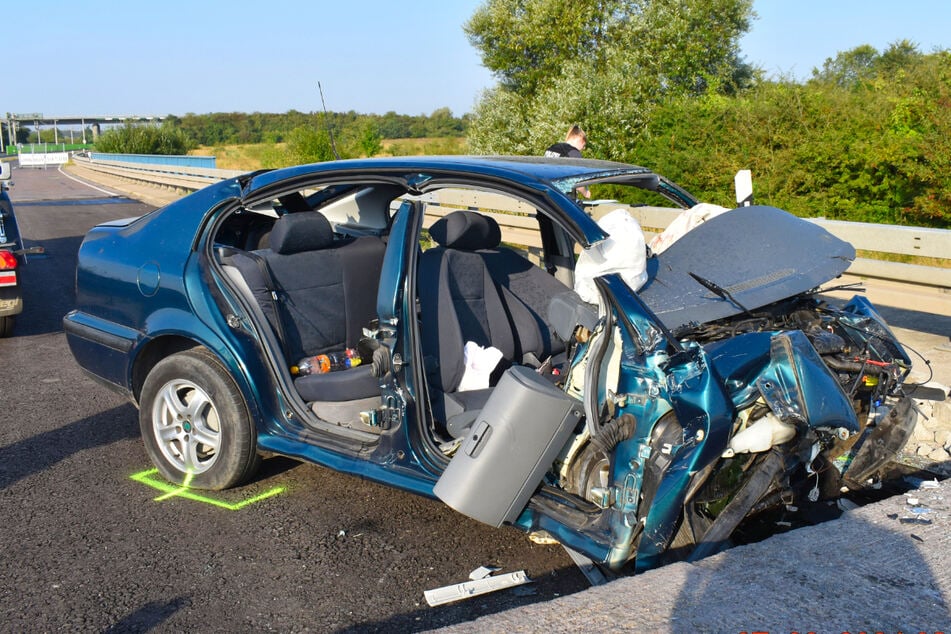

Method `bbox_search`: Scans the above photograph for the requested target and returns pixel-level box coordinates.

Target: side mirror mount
[735,169,753,207]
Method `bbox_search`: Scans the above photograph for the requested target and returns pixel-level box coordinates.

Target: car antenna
[318,81,341,160]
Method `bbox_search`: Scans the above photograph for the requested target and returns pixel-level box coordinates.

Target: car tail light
[0,250,16,287]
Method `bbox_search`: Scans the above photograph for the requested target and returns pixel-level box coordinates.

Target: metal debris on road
[468,565,501,581]
[424,570,532,607]
[899,517,933,525]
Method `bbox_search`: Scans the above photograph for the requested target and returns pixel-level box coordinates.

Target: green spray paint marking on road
[130,468,285,510]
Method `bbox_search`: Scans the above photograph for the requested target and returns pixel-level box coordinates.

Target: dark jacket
[544,142,581,158]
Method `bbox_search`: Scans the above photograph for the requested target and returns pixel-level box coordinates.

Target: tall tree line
[166,108,469,147]
[465,0,950,228]
[95,108,470,164]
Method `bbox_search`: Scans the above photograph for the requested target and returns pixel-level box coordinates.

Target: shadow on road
[104,597,191,633]
[874,304,951,339]
[671,511,950,631]
[11,233,87,337]
[333,562,585,634]
[0,404,139,490]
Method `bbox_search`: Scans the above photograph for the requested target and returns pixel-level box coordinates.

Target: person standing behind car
[545,124,587,158]
[545,125,591,198]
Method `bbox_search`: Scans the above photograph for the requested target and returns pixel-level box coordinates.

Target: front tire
[139,347,259,490]
[567,442,611,505]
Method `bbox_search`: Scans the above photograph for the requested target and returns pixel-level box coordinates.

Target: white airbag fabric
[574,209,648,303]
[457,341,504,391]
[649,202,730,254]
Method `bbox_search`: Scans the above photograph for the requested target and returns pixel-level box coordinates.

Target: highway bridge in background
[2,112,166,151]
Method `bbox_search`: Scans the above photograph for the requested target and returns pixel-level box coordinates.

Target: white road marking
[57,165,120,196]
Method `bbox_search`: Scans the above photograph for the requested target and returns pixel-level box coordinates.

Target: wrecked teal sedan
[63,156,916,573]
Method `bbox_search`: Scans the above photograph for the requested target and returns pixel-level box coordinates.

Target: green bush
[95,122,194,155]
[628,46,951,228]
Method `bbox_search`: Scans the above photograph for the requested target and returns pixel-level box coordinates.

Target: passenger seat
[417,210,571,435]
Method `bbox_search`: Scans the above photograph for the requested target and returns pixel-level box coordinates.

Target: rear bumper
[0,283,22,317]
[63,309,138,396]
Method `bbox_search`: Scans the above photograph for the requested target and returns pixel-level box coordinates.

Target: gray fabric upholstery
[418,210,572,426]
[269,211,334,254]
[226,211,386,404]
[419,248,515,394]
[429,210,501,250]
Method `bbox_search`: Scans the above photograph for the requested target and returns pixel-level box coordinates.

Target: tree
[465,0,621,96]
[811,41,924,88]
[95,122,194,155]
[811,44,880,88]
[359,121,383,157]
[624,43,951,228]
[286,125,336,164]
[465,0,755,156]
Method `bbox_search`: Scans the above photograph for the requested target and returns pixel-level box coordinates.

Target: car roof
[242,155,655,198]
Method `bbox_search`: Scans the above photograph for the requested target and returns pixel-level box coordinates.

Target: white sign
[18,152,69,167]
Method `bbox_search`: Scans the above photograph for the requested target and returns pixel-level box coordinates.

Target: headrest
[269,212,334,255]
[429,211,501,251]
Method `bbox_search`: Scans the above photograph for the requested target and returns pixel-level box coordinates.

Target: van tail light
[0,250,16,269]
[0,250,17,286]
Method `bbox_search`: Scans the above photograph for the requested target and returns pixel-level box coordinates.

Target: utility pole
[2,114,13,154]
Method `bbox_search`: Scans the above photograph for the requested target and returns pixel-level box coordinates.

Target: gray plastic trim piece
[423,570,531,607]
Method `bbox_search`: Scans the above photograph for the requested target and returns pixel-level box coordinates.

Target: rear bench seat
[222,211,386,418]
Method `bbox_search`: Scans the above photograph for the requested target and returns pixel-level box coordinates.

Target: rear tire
[0,315,14,337]
[139,348,260,490]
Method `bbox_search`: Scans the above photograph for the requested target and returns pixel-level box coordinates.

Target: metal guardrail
[72,154,951,293]
[623,206,951,290]
[72,154,244,191]
[89,152,218,169]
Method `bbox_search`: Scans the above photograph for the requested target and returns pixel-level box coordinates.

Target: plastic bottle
[292,349,362,376]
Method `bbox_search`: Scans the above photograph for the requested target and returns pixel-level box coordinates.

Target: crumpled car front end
[533,206,917,573]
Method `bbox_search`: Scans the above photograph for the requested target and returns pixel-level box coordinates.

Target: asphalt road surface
[0,166,588,632]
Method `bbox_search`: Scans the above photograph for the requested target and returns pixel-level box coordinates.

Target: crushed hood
[637,206,855,331]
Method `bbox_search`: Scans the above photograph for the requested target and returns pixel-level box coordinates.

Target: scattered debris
[511,585,537,597]
[899,517,932,525]
[563,546,611,587]
[906,497,920,506]
[911,534,925,543]
[905,381,951,472]
[468,565,501,581]
[424,570,531,607]
[527,530,560,545]
[837,498,859,512]
[904,476,941,490]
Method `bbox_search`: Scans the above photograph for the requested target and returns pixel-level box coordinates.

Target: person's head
[565,125,587,151]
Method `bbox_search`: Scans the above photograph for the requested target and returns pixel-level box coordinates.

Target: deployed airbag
[574,209,648,303]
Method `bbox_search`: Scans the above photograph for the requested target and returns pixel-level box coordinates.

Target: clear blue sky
[6,1,951,119]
